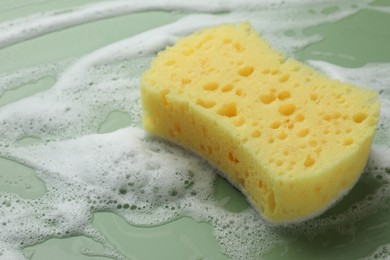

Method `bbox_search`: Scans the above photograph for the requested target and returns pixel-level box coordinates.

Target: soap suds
[0,0,389,259]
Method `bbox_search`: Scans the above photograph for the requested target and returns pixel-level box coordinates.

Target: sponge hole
[217,103,237,117]
[352,112,367,123]
[257,180,276,213]
[278,132,288,140]
[276,160,283,167]
[181,78,191,85]
[294,113,305,122]
[278,91,291,100]
[304,155,316,167]
[279,74,290,83]
[221,84,234,92]
[310,93,318,103]
[235,89,243,96]
[234,42,244,52]
[267,191,276,213]
[278,104,296,116]
[343,138,354,146]
[196,99,216,109]
[290,160,296,166]
[309,139,318,147]
[323,114,332,122]
[173,124,181,134]
[259,93,276,104]
[297,128,309,137]
[332,112,342,119]
[233,117,245,127]
[270,121,281,129]
[251,130,261,138]
[228,151,239,163]
[203,82,219,91]
[238,66,254,77]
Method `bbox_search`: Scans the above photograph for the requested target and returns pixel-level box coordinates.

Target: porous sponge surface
[141,23,380,223]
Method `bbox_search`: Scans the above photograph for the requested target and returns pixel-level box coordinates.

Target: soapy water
[0,0,389,259]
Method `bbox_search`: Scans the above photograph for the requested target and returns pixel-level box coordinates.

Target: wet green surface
[0,157,46,199]
[23,235,107,260]
[0,76,55,107]
[93,213,228,260]
[296,7,390,67]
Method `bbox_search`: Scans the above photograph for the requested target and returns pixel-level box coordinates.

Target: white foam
[0,0,389,259]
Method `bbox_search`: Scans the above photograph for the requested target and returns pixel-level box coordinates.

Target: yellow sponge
[141,23,380,223]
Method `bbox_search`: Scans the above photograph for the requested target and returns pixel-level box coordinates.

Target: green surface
[0,5,183,73]
[98,111,133,134]
[1,0,390,259]
[93,213,228,260]
[24,235,107,260]
[296,7,390,67]
[0,157,46,199]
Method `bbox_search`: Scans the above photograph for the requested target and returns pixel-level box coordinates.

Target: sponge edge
[141,23,380,223]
